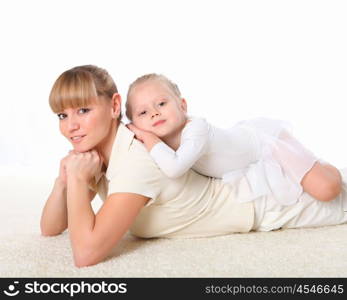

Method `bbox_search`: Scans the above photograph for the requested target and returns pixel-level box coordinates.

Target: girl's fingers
[127,124,138,132]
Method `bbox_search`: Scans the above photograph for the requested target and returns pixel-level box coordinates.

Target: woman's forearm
[66,177,96,261]
[40,178,68,236]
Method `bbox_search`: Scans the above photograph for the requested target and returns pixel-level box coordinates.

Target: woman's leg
[301,161,342,202]
[254,177,347,232]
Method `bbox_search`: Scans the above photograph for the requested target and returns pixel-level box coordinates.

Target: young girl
[126,74,342,205]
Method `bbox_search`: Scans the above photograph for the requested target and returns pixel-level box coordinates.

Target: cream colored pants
[252,168,347,231]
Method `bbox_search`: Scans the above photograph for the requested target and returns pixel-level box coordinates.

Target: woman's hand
[127,123,162,151]
[65,150,104,184]
[58,150,78,186]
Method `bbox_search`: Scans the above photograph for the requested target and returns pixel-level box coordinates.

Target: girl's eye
[139,111,147,116]
[159,101,166,106]
[57,113,66,120]
[78,108,90,114]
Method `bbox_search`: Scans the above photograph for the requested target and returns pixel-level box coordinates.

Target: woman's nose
[67,116,80,131]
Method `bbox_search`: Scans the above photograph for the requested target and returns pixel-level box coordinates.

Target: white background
[1,0,346,178]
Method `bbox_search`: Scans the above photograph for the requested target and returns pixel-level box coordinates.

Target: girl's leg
[300,161,342,202]
[272,129,342,202]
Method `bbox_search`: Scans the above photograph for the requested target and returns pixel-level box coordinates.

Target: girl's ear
[111,93,122,118]
[180,98,188,113]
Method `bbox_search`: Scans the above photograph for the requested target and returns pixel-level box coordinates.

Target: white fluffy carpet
[1,169,347,277]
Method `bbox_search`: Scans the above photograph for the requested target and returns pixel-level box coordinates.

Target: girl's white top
[150,117,318,205]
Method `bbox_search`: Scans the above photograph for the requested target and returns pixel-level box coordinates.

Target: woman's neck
[95,120,119,170]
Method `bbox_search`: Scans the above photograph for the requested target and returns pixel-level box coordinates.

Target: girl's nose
[151,110,160,118]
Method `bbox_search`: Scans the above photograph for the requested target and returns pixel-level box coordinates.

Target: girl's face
[57,97,117,153]
[130,80,187,139]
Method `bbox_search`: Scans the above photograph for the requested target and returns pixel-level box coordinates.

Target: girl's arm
[149,139,207,178]
[127,123,162,151]
[128,119,209,178]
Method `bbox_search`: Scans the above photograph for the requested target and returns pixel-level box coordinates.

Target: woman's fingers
[67,150,100,164]
[69,149,81,155]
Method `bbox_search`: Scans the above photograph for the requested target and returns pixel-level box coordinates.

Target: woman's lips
[153,120,166,127]
[71,135,86,143]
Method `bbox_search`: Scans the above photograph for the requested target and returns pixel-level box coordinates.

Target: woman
[40,65,347,268]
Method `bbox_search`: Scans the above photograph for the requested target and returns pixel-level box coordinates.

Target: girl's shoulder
[187,115,209,126]
[182,116,210,137]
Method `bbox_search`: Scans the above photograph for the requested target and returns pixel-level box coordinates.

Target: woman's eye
[57,113,66,120]
[79,108,90,114]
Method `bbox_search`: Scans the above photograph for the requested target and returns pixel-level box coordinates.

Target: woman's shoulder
[107,138,165,188]
[127,138,161,166]
[130,138,157,158]
[107,123,163,179]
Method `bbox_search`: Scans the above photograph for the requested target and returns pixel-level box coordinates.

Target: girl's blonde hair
[125,73,181,120]
[49,65,119,117]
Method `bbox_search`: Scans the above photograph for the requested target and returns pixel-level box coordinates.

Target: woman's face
[57,98,116,153]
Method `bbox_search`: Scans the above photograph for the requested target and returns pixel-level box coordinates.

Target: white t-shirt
[94,123,255,238]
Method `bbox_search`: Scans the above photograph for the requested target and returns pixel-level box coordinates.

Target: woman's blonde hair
[125,73,181,121]
[49,65,119,118]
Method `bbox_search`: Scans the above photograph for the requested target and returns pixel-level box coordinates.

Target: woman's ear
[180,98,188,113]
[111,93,122,119]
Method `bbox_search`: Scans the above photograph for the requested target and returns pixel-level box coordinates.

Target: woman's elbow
[40,225,65,237]
[41,231,59,237]
[73,252,96,268]
[72,246,108,268]
[74,254,106,268]
[74,257,96,268]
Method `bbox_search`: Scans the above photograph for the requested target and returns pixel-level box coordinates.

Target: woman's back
[95,123,255,238]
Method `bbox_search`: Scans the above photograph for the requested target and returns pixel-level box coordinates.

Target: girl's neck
[162,132,181,151]
[162,118,189,151]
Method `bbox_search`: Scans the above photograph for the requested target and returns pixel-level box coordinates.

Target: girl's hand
[127,123,162,151]
[65,150,104,184]
[127,123,150,143]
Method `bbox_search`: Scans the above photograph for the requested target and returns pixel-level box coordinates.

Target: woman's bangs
[49,72,98,113]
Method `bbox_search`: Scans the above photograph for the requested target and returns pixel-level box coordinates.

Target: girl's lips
[153,120,166,127]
